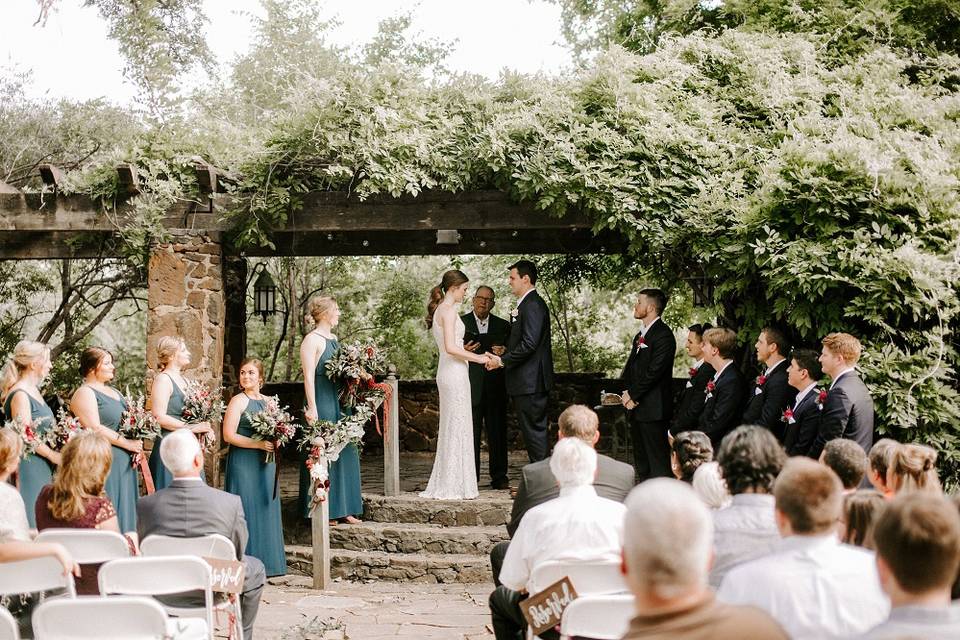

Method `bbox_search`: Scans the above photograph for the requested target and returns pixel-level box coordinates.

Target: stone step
[330,521,508,556]
[286,545,492,584]
[361,492,512,526]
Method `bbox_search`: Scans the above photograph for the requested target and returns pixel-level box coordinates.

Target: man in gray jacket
[490,404,634,585]
[137,428,265,640]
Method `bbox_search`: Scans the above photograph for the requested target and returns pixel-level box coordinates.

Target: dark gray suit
[808,371,874,459]
[137,478,266,640]
[489,452,635,585]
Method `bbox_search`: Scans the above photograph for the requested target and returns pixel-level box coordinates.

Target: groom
[487,260,554,463]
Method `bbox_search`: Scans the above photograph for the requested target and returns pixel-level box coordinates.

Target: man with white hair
[489,437,626,640]
[622,479,786,639]
[137,428,265,640]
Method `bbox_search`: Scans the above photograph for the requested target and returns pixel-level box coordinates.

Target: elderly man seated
[489,437,626,640]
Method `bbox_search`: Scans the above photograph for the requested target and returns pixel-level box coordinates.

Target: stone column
[146,232,226,482]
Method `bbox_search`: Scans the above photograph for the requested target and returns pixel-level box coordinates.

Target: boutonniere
[510,308,519,321]
[756,375,767,386]
[688,367,698,378]
[782,407,795,424]
[635,335,648,353]
[816,388,828,411]
[704,380,716,401]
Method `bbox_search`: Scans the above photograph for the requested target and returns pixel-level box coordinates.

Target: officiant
[463,285,511,490]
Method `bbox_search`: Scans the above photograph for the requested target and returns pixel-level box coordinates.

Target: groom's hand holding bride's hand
[484,353,503,370]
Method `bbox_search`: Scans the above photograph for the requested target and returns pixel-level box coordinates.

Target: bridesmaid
[222,358,286,577]
[69,347,142,532]
[299,296,363,524]
[0,340,59,527]
[148,336,214,490]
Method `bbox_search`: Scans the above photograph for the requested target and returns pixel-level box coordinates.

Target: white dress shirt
[640,316,660,337]
[709,493,779,587]
[713,360,733,381]
[0,482,30,542]
[473,312,489,334]
[718,534,889,639]
[499,485,626,594]
[793,382,818,409]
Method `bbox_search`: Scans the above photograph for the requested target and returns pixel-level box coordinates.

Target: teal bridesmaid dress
[4,389,55,528]
[148,373,186,491]
[225,396,287,577]
[90,386,138,532]
[299,338,363,520]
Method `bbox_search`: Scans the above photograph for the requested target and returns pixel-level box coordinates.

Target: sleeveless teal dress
[225,396,286,577]
[90,386,138,532]
[148,373,186,491]
[4,390,55,528]
[299,338,363,520]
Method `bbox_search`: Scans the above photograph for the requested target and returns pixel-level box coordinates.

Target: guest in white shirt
[718,458,889,639]
[692,461,731,510]
[0,427,31,542]
[490,437,626,640]
[709,425,785,587]
[856,493,960,639]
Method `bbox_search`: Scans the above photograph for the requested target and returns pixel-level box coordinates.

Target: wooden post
[311,498,331,590]
[384,366,400,496]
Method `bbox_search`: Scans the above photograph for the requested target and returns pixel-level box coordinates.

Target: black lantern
[687,274,715,308]
[253,265,277,323]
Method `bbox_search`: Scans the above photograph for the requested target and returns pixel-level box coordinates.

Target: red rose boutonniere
[756,375,767,386]
[782,407,795,424]
[705,380,716,401]
[635,335,648,353]
[816,388,828,411]
[688,367,698,378]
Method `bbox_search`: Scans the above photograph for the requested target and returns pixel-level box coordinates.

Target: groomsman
[698,327,746,449]
[783,349,823,456]
[672,323,715,432]
[808,332,874,459]
[621,289,676,480]
[462,286,511,490]
[742,326,796,440]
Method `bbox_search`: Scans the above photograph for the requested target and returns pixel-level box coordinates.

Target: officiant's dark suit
[500,263,554,463]
[808,370,874,459]
[621,301,676,481]
[462,296,511,488]
[741,359,796,440]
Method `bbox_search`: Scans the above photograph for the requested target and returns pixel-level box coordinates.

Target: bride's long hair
[426,270,469,329]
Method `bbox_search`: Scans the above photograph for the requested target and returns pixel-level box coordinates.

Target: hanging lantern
[687,274,715,308]
[253,266,277,323]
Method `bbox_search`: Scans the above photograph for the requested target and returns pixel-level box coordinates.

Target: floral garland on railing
[299,402,375,507]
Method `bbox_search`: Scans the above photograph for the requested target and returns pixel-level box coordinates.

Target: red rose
[818,390,828,403]
[782,407,794,422]
[756,375,767,386]
[706,381,716,393]
[688,367,698,378]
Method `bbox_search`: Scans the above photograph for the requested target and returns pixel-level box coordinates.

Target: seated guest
[858,494,960,639]
[0,427,30,542]
[137,428,265,640]
[821,437,868,493]
[841,490,886,549]
[783,348,822,456]
[490,437,626,640]
[709,426,785,587]
[621,479,787,639]
[742,327,796,440]
[35,431,137,595]
[670,431,713,483]
[692,461,731,510]
[698,328,745,449]
[808,332,874,458]
[672,323,715,432]
[867,438,897,498]
[887,443,941,495]
[492,405,633,585]
[718,458,889,638]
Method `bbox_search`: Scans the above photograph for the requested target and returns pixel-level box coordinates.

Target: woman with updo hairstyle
[35,430,136,594]
[670,430,714,483]
[223,357,286,576]
[839,489,886,549]
[299,296,363,524]
[69,347,142,531]
[887,443,942,495]
[148,336,214,490]
[1,340,58,527]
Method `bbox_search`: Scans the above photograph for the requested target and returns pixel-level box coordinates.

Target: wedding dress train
[420,314,479,500]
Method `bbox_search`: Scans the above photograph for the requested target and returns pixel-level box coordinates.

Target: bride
[420,269,492,500]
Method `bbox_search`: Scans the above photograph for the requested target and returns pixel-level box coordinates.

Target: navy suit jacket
[808,371,874,458]
[620,319,676,422]
[741,360,796,440]
[698,363,746,450]
[501,290,554,396]
[783,387,821,456]
[673,362,716,432]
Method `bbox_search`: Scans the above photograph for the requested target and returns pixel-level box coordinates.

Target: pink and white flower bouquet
[247,395,298,464]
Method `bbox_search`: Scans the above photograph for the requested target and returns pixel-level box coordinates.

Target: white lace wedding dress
[420,314,479,500]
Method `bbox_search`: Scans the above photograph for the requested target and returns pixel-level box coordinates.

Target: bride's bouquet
[4,416,41,458]
[325,342,388,410]
[247,395,298,464]
[46,408,83,451]
[181,379,225,450]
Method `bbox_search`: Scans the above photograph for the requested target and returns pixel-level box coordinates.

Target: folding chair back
[0,606,19,640]
[32,596,168,639]
[529,559,627,596]
[35,529,130,564]
[140,533,236,561]
[559,594,634,640]
[0,556,76,598]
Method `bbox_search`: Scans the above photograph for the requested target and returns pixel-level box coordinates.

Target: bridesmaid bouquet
[4,416,40,458]
[118,393,162,442]
[181,380,225,450]
[246,395,298,464]
[325,342,388,410]
[46,408,83,451]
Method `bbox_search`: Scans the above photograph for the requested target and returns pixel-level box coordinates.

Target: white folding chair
[0,606,19,640]
[31,595,197,640]
[528,559,627,596]
[98,557,211,640]
[35,529,130,564]
[140,534,242,640]
[0,556,76,600]
[559,594,634,640]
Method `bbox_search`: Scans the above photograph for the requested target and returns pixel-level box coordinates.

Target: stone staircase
[286,492,512,584]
